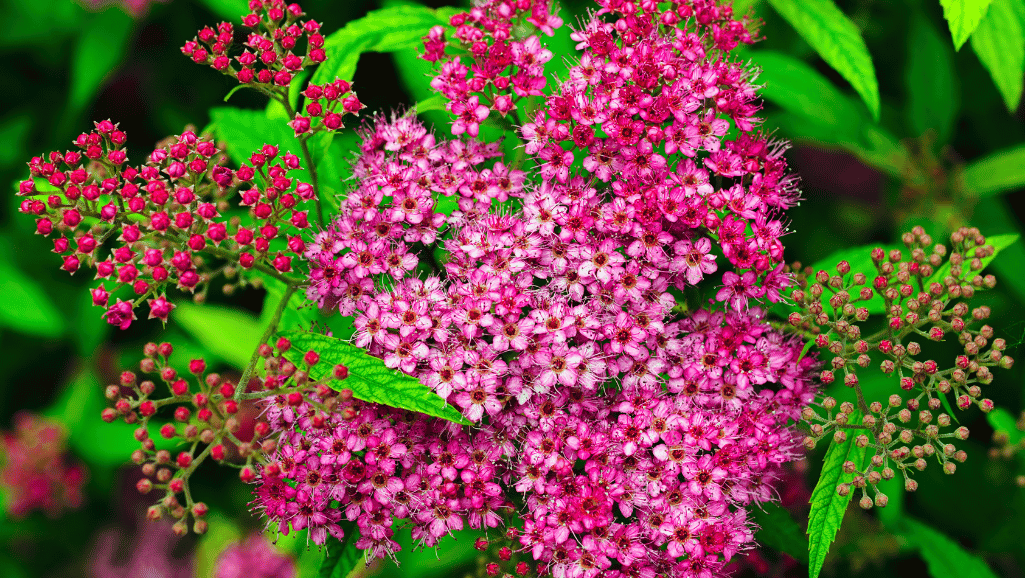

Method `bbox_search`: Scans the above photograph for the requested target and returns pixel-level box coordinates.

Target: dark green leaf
[970,0,1025,112]
[311,6,452,86]
[319,524,364,578]
[766,0,880,120]
[70,9,133,112]
[174,302,263,370]
[971,198,1025,303]
[0,240,66,338]
[277,330,471,425]
[963,144,1025,197]
[939,0,995,50]
[901,517,1000,578]
[751,502,809,563]
[807,410,866,578]
[905,13,959,141]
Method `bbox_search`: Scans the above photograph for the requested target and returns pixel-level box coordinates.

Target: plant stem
[234,283,297,401]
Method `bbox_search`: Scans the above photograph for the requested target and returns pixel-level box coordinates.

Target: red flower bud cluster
[288,79,365,137]
[16,123,311,330]
[181,0,325,88]
[104,339,351,535]
[792,227,1012,504]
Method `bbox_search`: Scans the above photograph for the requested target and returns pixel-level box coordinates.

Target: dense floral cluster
[0,412,87,519]
[792,226,1012,507]
[15,123,314,330]
[182,0,326,89]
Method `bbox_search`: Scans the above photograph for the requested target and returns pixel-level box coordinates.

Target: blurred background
[0,0,1024,576]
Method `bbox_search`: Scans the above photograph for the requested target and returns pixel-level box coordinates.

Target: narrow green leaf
[906,13,959,141]
[277,330,471,425]
[174,303,263,370]
[939,0,995,50]
[754,50,867,129]
[416,94,449,114]
[971,198,1025,303]
[751,502,809,563]
[196,0,249,22]
[902,517,1000,578]
[319,524,364,578]
[963,144,1025,197]
[0,241,66,337]
[70,9,133,112]
[311,6,451,86]
[807,410,866,578]
[970,0,1025,112]
[766,0,880,120]
[924,233,1020,286]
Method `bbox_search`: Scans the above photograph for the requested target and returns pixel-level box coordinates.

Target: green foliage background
[1,0,1025,576]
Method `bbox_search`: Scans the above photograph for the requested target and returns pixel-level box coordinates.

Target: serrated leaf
[940,0,996,50]
[924,233,1020,286]
[277,330,471,425]
[751,502,809,563]
[970,0,1025,112]
[963,144,1025,197]
[807,410,866,578]
[320,524,364,578]
[906,13,959,141]
[311,6,451,86]
[70,9,133,112]
[174,302,263,370]
[766,0,880,120]
[902,517,1000,578]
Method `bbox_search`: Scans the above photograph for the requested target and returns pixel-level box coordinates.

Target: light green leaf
[0,241,66,338]
[70,9,133,112]
[319,524,363,578]
[196,0,249,22]
[174,302,263,370]
[277,330,471,425]
[751,502,809,563]
[906,13,959,141]
[806,242,902,315]
[971,198,1025,303]
[311,5,452,86]
[924,233,1020,286]
[902,517,1000,578]
[755,50,867,129]
[963,144,1025,197]
[807,410,866,578]
[970,0,1025,112]
[416,93,449,114]
[193,512,243,578]
[210,107,305,168]
[940,0,995,50]
[987,407,1024,445]
[766,0,880,120]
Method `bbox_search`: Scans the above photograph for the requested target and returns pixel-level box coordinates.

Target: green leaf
[766,0,880,120]
[174,303,263,370]
[806,242,902,315]
[970,0,1025,112]
[196,0,248,22]
[901,517,1000,578]
[905,13,959,141]
[0,241,66,338]
[319,525,364,578]
[260,275,317,333]
[277,330,471,425]
[924,233,1020,286]
[971,198,1025,303]
[940,0,995,50]
[210,107,305,169]
[70,9,133,112]
[311,5,451,86]
[751,502,809,563]
[416,94,449,114]
[963,144,1025,197]
[807,410,866,578]
[755,50,867,129]
[987,407,1024,445]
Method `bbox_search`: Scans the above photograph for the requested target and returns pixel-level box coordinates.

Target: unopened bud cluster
[16,123,311,331]
[102,338,351,536]
[791,227,1012,505]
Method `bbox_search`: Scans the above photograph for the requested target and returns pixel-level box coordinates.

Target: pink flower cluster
[0,412,87,519]
[423,0,564,135]
[182,0,327,87]
[215,534,296,578]
[16,123,313,330]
